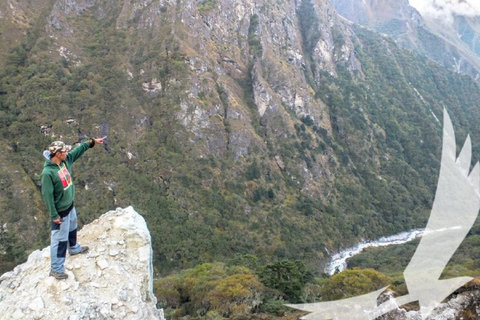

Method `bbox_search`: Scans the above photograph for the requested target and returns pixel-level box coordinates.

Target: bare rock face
[0,207,165,320]
[377,288,480,319]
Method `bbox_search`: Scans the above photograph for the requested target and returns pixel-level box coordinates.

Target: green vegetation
[198,0,218,14]
[152,258,394,318]
[154,259,317,319]
[320,268,389,301]
[1,2,480,318]
[297,0,322,53]
[155,262,265,318]
[0,231,27,274]
[248,14,263,57]
[258,260,313,302]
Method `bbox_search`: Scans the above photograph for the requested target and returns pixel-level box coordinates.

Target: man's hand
[95,136,107,144]
[53,218,62,225]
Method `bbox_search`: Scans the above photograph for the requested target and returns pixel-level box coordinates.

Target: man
[41,137,106,280]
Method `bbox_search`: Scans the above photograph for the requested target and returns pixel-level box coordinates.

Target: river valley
[326,229,425,275]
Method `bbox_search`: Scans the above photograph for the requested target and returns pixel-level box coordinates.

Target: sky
[409,0,480,23]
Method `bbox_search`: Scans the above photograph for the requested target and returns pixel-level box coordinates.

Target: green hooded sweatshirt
[41,140,94,220]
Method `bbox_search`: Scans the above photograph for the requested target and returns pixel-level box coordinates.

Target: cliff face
[0,0,373,268]
[0,207,164,320]
[2,0,480,278]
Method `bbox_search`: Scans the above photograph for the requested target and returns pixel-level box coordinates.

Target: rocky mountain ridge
[330,0,480,79]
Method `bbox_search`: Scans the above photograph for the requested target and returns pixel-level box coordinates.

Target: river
[325,229,424,275]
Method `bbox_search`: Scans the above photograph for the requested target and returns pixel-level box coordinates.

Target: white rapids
[326,229,424,275]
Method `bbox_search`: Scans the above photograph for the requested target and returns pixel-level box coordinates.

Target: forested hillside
[1,0,480,317]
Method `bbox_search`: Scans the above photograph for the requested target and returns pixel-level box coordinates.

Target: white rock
[97,259,108,270]
[0,207,164,320]
[12,308,24,319]
[138,246,150,262]
[129,304,139,313]
[61,296,73,305]
[100,304,111,317]
[28,297,44,311]
[119,289,128,302]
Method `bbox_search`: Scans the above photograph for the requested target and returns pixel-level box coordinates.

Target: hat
[49,141,71,154]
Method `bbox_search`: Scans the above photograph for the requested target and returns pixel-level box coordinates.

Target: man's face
[57,150,68,161]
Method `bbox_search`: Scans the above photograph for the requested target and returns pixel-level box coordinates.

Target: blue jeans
[50,206,82,273]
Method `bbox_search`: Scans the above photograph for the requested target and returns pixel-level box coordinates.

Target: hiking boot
[70,246,89,256]
[49,270,68,280]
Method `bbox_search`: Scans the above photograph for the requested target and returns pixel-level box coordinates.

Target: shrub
[320,268,389,301]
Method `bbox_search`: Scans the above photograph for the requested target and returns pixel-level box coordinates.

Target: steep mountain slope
[1,0,480,277]
[330,0,480,79]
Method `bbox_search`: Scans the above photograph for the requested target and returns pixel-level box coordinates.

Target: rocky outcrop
[376,286,480,319]
[0,207,165,320]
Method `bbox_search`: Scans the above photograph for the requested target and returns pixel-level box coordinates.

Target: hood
[43,151,60,168]
[43,150,51,160]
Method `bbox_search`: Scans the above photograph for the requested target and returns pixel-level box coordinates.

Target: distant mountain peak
[330,0,480,79]
[410,0,480,24]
